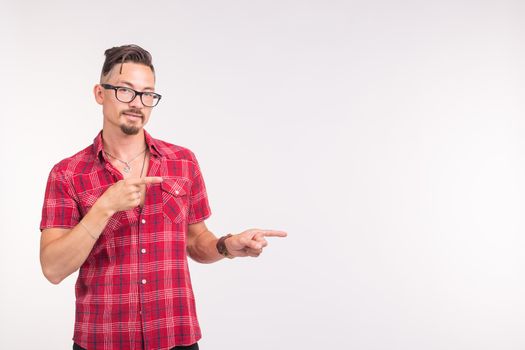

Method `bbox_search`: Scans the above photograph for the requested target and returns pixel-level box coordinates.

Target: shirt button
[175,190,179,195]
[141,248,147,254]
[141,219,146,224]
[141,279,147,285]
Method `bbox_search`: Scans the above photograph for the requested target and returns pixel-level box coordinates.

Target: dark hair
[101,44,155,79]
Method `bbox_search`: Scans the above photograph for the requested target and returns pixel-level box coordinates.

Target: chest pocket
[161,178,190,223]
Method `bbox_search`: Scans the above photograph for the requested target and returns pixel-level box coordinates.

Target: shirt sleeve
[187,155,212,224]
[40,165,81,231]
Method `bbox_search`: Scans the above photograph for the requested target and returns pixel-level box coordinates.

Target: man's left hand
[225,229,287,258]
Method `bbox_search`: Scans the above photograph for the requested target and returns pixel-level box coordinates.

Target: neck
[102,127,147,159]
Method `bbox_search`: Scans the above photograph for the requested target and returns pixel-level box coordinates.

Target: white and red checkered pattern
[41,130,211,350]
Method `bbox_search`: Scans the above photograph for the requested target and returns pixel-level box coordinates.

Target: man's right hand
[40,176,163,284]
[95,177,163,215]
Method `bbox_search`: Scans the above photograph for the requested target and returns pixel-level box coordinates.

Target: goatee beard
[120,109,144,135]
[121,124,141,135]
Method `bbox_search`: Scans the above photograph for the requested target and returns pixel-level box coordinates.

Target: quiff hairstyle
[100,44,155,81]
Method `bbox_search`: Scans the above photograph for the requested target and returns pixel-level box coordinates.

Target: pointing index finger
[141,176,164,184]
[260,230,287,238]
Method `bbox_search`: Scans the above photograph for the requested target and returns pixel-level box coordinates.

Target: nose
[128,94,144,109]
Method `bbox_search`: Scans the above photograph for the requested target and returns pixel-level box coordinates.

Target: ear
[93,84,104,105]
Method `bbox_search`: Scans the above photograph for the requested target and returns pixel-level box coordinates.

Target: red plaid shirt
[40,130,211,350]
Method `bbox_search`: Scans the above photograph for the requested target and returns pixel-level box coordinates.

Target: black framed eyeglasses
[101,84,162,107]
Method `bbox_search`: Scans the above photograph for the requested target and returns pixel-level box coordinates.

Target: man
[40,44,286,350]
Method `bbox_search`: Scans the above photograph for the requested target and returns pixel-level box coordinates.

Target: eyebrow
[118,80,155,91]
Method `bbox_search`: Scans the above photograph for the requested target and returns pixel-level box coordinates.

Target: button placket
[139,216,148,289]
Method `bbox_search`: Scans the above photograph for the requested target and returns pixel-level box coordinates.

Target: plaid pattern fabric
[40,130,211,350]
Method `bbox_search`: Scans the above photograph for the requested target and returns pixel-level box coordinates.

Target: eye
[145,92,160,100]
[117,87,134,95]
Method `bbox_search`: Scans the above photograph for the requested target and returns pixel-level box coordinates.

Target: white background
[2,0,525,349]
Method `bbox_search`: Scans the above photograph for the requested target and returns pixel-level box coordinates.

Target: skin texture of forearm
[186,228,223,264]
[40,205,112,284]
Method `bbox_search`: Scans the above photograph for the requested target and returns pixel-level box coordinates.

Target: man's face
[95,62,156,136]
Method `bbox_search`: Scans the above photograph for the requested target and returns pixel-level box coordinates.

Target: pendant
[123,164,131,173]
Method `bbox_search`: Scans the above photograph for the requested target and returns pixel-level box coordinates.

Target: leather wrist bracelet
[216,234,234,259]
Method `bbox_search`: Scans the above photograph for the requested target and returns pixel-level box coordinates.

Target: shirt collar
[93,129,164,162]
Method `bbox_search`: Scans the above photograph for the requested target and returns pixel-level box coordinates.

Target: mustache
[120,109,144,118]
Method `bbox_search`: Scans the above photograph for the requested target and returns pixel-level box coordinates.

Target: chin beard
[120,124,141,135]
